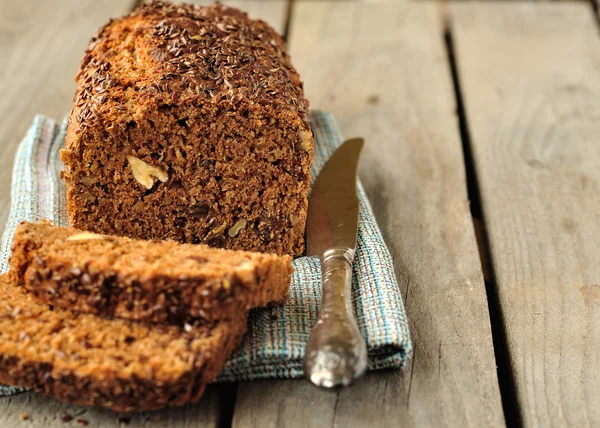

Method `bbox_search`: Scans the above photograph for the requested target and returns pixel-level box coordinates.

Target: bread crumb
[19,412,28,421]
[76,418,89,426]
[60,414,73,423]
[367,94,380,105]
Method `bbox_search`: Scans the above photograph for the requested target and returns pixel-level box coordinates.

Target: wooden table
[1,0,599,426]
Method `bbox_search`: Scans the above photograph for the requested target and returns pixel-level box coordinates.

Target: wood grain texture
[232,2,505,427]
[189,0,288,33]
[451,2,600,427]
[0,386,228,427]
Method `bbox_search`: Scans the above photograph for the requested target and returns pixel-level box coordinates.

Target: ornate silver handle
[304,248,368,387]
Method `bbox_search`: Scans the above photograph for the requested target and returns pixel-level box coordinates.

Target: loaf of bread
[0,274,247,412]
[10,221,292,324]
[60,1,313,257]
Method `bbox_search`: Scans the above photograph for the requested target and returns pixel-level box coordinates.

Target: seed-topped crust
[70,0,309,136]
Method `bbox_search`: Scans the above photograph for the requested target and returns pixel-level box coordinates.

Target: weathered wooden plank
[232,2,505,427]
[451,2,600,427]
[0,387,228,427]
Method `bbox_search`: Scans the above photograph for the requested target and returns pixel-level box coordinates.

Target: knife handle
[304,248,368,388]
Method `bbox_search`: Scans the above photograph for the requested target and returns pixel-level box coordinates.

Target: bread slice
[9,221,292,324]
[0,274,247,412]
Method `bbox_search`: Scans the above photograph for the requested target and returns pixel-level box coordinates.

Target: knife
[304,137,368,388]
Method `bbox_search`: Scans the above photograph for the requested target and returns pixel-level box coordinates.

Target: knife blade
[304,137,368,388]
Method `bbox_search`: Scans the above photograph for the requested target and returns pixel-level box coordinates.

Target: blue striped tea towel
[0,110,412,394]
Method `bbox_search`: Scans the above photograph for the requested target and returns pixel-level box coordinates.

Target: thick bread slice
[10,221,292,323]
[0,274,247,412]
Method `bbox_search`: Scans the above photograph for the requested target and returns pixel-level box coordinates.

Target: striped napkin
[0,111,412,394]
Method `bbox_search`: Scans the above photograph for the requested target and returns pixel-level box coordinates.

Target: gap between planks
[443,20,522,428]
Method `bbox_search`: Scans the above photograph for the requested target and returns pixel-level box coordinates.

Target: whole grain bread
[0,274,247,412]
[9,221,292,324]
[61,1,314,257]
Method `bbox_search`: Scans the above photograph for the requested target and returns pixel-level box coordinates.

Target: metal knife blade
[304,137,367,388]
[306,138,364,256]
